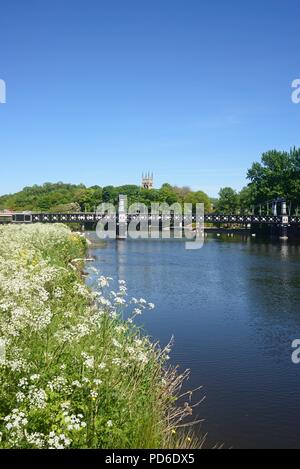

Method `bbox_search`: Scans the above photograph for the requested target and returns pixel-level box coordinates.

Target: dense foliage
[0,182,212,213]
[0,225,199,449]
[217,147,300,215]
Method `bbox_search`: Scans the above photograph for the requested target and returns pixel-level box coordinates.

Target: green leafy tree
[217,187,239,214]
[238,186,255,214]
[184,191,212,213]
[101,186,118,204]
[246,147,300,214]
[158,184,180,206]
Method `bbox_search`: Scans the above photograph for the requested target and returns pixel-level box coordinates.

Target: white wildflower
[90,390,98,399]
[71,380,82,388]
[48,431,71,449]
[114,297,126,305]
[112,338,121,348]
[16,391,25,402]
[28,387,47,409]
[93,379,102,386]
[81,352,94,369]
[30,374,40,381]
[112,358,122,366]
[98,276,110,288]
[26,432,45,448]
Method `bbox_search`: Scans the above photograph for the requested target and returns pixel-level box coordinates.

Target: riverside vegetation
[0,224,200,449]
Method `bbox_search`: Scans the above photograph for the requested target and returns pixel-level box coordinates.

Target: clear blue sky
[0,0,299,197]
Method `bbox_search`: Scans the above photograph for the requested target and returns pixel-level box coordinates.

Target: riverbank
[0,224,199,449]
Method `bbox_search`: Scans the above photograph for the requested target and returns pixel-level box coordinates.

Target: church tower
[142,172,154,190]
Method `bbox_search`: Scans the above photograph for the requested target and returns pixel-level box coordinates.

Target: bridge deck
[0,212,298,225]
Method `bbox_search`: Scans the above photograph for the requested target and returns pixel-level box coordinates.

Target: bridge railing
[6,212,296,225]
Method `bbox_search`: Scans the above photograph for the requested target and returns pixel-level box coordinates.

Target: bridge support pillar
[280,200,289,240]
[117,194,127,240]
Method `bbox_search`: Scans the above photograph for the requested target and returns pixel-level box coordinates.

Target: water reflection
[85,234,300,449]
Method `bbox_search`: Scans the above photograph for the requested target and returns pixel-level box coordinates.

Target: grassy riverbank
[0,224,199,449]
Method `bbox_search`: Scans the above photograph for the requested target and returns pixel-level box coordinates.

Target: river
[85,233,300,449]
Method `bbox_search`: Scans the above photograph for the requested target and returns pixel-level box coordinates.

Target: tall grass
[0,224,201,449]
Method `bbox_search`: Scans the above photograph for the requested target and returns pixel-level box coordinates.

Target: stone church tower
[142,172,154,189]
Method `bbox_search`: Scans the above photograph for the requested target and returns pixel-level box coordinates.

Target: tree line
[0,182,212,213]
[1,147,299,215]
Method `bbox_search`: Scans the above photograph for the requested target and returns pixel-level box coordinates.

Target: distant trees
[0,183,103,212]
[158,184,180,206]
[0,182,213,213]
[75,187,103,211]
[184,191,212,212]
[50,203,81,213]
[1,147,299,215]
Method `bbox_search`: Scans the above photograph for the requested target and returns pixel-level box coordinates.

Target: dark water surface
[86,234,300,449]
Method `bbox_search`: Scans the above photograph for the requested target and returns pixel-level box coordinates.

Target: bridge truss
[5,212,298,226]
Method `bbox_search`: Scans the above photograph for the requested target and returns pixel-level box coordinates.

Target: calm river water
[85,233,300,449]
